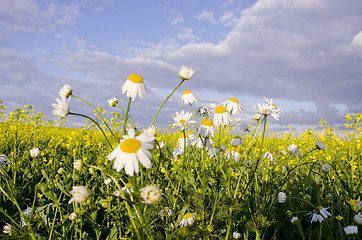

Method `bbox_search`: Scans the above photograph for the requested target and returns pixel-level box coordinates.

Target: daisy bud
[179,66,194,80]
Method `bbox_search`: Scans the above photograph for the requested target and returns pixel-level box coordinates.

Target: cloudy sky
[1,0,362,131]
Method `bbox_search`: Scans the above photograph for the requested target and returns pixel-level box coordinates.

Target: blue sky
[1,0,362,131]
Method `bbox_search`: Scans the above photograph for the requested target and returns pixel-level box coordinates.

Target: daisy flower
[354,212,362,225]
[225,147,241,162]
[52,97,69,119]
[179,66,194,80]
[344,226,358,235]
[121,74,147,100]
[180,90,197,105]
[222,98,244,115]
[30,147,41,158]
[233,232,241,239]
[193,136,213,149]
[59,84,72,98]
[158,207,173,217]
[177,132,195,149]
[196,105,213,119]
[108,97,118,107]
[264,151,275,161]
[321,164,330,172]
[290,216,299,224]
[199,119,216,138]
[73,159,82,171]
[139,185,162,204]
[287,143,300,156]
[213,106,231,126]
[172,111,196,130]
[69,212,77,221]
[173,147,184,160]
[143,125,157,137]
[179,213,196,227]
[256,98,282,121]
[104,178,112,185]
[3,223,11,235]
[208,146,218,158]
[107,129,155,176]
[68,186,90,204]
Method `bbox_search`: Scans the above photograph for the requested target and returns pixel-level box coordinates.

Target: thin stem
[150,79,185,126]
[69,112,113,149]
[123,98,132,134]
[71,94,117,140]
[189,103,198,132]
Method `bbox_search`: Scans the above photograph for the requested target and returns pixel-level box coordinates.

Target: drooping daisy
[30,147,41,158]
[179,212,196,227]
[177,132,195,149]
[107,129,155,176]
[193,136,213,149]
[213,106,231,126]
[52,97,69,119]
[68,186,90,204]
[59,84,72,98]
[108,97,118,107]
[278,192,287,203]
[195,105,214,119]
[179,66,194,80]
[199,119,216,138]
[172,111,196,130]
[139,185,162,204]
[344,226,358,235]
[158,207,173,217]
[222,98,244,116]
[290,216,299,224]
[318,206,332,219]
[143,125,157,137]
[121,74,147,100]
[0,155,9,169]
[287,143,300,156]
[180,90,197,105]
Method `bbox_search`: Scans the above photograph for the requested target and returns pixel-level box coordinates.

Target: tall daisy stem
[150,79,185,126]
[123,98,132,134]
[189,103,198,131]
[69,112,113,149]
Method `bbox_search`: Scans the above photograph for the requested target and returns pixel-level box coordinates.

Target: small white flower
[180,90,197,105]
[30,147,41,158]
[143,125,157,137]
[278,192,287,203]
[113,190,121,197]
[221,98,243,116]
[264,151,274,160]
[354,212,362,225]
[319,207,332,219]
[3,223,11,234]
[179,213,196,227]
[291,216,299,224]
[108,97,118,107]
[310,213,324,223]
[220,229,227,233]
[344,225,358,235]
[256,98,282,121]
[179,66,194,80]
[121,74,147,100]
[233,232,241,239]
[158,207,173,217]
[0,155,9,169]
[59,84,72,98]
[196,106,213,118]
[176,132,195,149]
[157,141,166,149]
[68,186,90,204]
[69,212,77,221]
[139,185,162,204]
[121,183,134,194]
[287,143,300,156]
[73,159,82,171]
[199,119,216,138]
[225,148,241,162]
[254,113,261,121]
[172,111,196,130]
[104,178,112,185]
[52,97,70,119]
[321,164,330,172]
[57,167,64,174]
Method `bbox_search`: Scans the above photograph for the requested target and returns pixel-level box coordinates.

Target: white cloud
[195,10,217,24]
[177,28,200,42]
[167,10,184,25]
[350,31,362,51]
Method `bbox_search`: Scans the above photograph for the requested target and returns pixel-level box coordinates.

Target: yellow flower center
[229,97,239,103]
[230,147,238,151]
[183,213,193,219]
[202,119,213,126]
[215,106,227,114]
[317,206,324,210]
[180,119,186,125]
[182,90,192,95]
[128,74,143,83]
[120,138,141,153]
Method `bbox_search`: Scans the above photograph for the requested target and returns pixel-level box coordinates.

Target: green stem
[69,112,113,149]
[48,193,63,240]
[71,94,117,140]
[150,79,185,126]
[123,98,132,134]
[189,103,198,132]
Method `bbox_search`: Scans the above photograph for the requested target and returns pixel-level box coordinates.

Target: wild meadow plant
[0,68,362,239]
